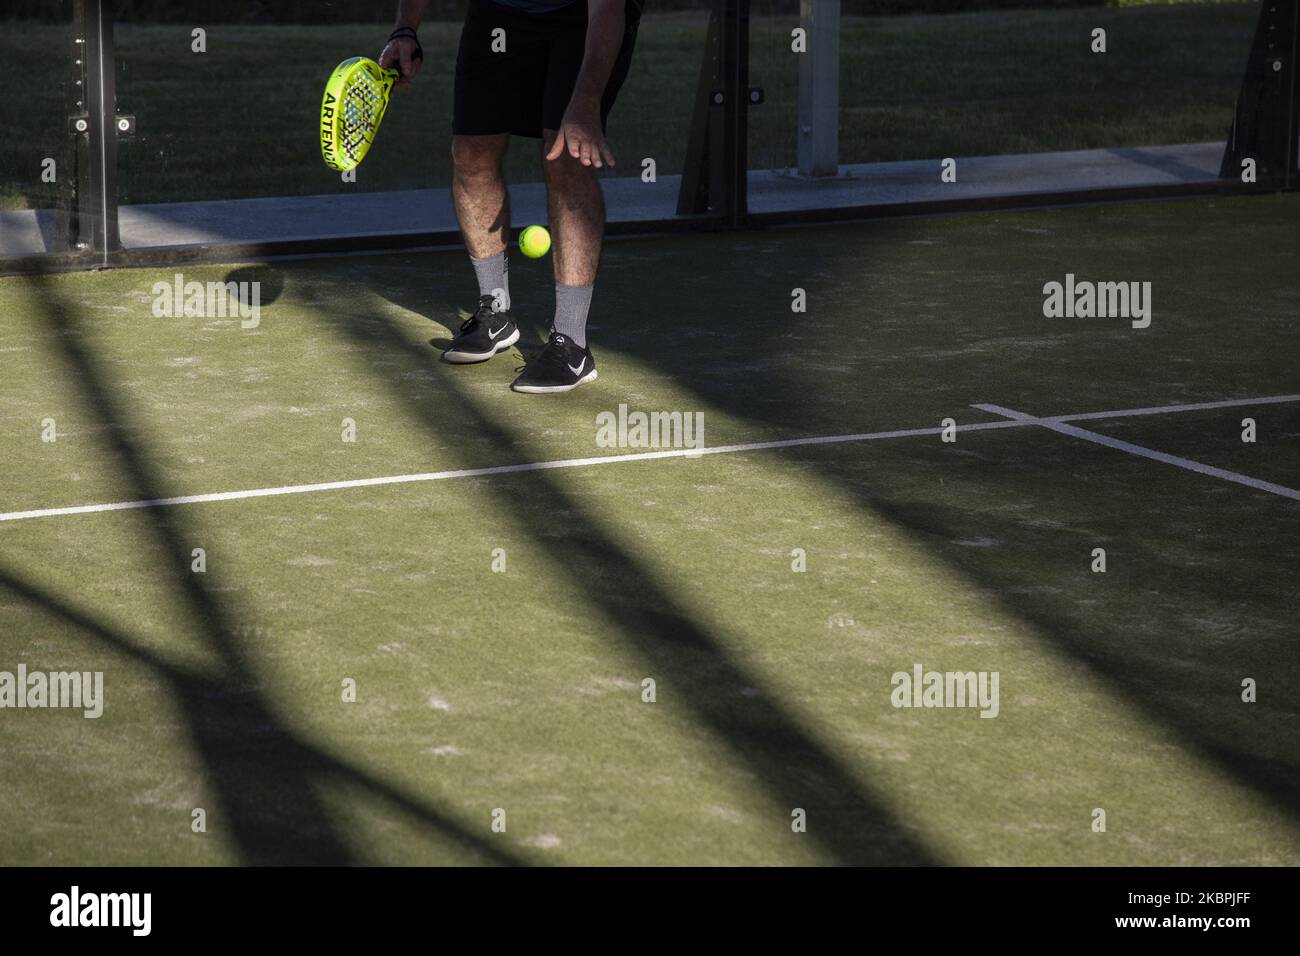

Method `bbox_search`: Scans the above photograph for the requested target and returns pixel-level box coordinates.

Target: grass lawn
[1,2,1259,210]
[1,193,1297,864]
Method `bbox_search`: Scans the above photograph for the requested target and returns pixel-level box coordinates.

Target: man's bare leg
[506,132,604,391]
[452,133,512,310]
[541,130,603,347]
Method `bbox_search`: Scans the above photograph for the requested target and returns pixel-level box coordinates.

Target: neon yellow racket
[320,55,415,171]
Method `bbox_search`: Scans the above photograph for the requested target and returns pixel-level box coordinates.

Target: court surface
[1,193,1298,865]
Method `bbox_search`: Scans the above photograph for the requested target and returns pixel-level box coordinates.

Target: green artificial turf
[0,193,1297,864]
[0,2,1259,209]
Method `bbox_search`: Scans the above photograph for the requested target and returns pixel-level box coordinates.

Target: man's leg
[452,133,512,311]
[506,134,601,391]
[507,0,640,393]
[442,132,522,364]
[540,131,603,348]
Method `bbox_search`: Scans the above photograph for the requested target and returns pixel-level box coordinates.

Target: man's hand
[378,37,421,88]
[546,96,615,168]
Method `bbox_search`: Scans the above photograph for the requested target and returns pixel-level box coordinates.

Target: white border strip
[1049,393,1300,424]
[3,394,1297,524]
[975,402,1300,502]
[0,420,1026,524]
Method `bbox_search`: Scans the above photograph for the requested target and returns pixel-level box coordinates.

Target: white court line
[975,403,1300,502]
[1049,393,1300,424]
[3,394,1298,524]
[0,420,1027,524]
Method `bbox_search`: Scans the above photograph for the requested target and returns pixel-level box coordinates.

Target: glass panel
[591,1,700,219]
[115,17,441,204]
[106,0,703,254]
[748,0,799,176]
[748,0,1264,214]
[0,0,76,265]
[839,1,1260,163]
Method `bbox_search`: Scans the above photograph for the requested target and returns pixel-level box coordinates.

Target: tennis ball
[519,225,551,259]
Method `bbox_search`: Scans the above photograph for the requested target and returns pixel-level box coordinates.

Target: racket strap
[387,26,424,62]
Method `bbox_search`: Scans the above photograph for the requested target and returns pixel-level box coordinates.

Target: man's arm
[379,0,431,87]
[546,0,627,167]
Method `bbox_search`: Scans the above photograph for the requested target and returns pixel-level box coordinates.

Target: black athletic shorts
[452,0,643,138]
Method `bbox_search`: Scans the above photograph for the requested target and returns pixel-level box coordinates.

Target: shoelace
[516,333,571,375]
[459,294,498,333]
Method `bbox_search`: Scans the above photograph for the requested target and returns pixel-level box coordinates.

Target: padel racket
[320,53,419,171]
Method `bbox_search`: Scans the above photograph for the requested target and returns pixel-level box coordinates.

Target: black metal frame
[676,0,750,225]
[60,0,122,266]
[1221,0,1300,188]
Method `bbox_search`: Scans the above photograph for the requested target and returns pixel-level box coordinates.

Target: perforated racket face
[321,58,397,171]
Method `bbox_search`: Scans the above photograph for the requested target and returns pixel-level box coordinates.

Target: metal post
[1221,0,1299,189]
[797,0,840,178]
[678,5,723,216]
[70,0,121,263]
[676,0,751,225]
[728,0,751,225]
[57,0,88,255]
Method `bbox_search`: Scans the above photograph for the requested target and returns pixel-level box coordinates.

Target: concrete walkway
[0,142,1227,262]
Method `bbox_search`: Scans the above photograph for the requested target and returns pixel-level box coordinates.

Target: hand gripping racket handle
[385,27,424,79]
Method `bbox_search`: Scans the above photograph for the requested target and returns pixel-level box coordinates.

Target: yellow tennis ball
[519,225,551,259]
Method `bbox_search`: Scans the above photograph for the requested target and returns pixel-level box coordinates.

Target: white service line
[1049,393,1300,424]
[0,420,1027,524]
[3,393,1298,524]
[974,403,1300,502]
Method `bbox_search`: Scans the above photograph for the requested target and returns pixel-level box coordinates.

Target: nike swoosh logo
[487,324,509,340]
[568,359,586,376]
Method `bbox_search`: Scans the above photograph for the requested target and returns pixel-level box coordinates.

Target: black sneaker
[442,295,520,364]
[510,332,598,394]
